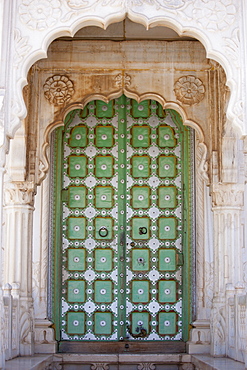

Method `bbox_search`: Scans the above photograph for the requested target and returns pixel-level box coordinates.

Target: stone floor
[4,354,246,370]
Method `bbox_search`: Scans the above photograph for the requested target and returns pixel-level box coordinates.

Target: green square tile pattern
[158,156,176,178]
[131,100,150,118]
[95,217,113,240]
[95,249,113,271]
[132,281,149,302]
[158,217,177,240]
[132,126,150,147]
[132,156,150,178]
[96,126,114,147]
[69,126,87,147]
[94,312,112,334]
[132,249,150,271]
[131,186,150,209]
[158,186,177,208]
[68,280,85,302]
[158,280,177,302]
[67,217,86,240]
[94,280,113,302]
[95,156,113,177]
[158,312,177,335]
[95,186,113,208]
[68,249,86,271]
[131,312,149,335]
[132,217,150,240]
[158,126,176,147]
[67,312,85,334]
[68,186,86,208]
[68,156,87,177]
[96,100,114,118]
[159,249,176,271]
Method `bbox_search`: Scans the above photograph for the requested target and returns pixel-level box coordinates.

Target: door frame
[50,98,194,353]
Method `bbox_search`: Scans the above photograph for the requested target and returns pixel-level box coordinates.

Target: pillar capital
[211,184,244,208]
[4,181,35,206]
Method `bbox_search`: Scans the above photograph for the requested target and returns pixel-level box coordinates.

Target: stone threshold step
[4,354,246,370]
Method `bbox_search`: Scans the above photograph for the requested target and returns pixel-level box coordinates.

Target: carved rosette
[43,75,75,106]
[174,75,205,105]
[19,0,62,31]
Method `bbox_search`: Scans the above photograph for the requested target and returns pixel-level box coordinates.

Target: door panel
[53,96,192,345]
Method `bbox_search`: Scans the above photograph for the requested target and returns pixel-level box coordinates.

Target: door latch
[126,324,147,338]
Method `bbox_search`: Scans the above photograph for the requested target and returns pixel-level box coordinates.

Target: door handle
[139,227,147,235]
[99,227,108,237]
[126,324,147,338]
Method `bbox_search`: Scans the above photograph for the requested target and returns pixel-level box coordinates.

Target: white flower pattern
[192,0,236,31]
[19,0,61,30]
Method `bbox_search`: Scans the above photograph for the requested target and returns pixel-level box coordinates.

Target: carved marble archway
[1,1,247,366]
[8,0,244,143]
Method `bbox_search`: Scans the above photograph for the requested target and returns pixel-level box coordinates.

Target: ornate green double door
[53,96,192,349]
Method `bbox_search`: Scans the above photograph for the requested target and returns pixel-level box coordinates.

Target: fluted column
[33,176,56,353]
[187,140,212,354]
[4,181,35,356]
[211,184,244,356]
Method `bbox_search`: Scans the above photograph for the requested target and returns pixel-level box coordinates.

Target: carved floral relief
[115,73,131,88]
[66,0,185,10]
[191,0,236,31]
[43,75,75,106]
[174,75,205,106]
[19,0,62,30]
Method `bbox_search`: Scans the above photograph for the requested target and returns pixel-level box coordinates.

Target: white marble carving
[0,1,247,368]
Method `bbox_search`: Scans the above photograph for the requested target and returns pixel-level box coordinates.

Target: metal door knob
[139,227,147,235]
[99,227,108,237]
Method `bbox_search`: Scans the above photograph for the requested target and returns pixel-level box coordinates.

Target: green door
[52,96,192,347]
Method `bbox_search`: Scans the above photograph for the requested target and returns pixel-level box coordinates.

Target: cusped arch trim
[39,91,208,185]
[13,11,241,142]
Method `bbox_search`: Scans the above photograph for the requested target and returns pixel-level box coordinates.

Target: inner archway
[11,17,225,358]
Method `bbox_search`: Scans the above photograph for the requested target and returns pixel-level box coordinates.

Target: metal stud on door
[54,96,192,344]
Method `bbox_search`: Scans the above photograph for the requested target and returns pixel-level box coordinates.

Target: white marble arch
[7,0,245,142]
[1,1,247,368]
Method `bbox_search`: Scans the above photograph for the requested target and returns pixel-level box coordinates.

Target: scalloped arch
[39,91,207,185]
[14,9,240,140]
[21,13,232,84]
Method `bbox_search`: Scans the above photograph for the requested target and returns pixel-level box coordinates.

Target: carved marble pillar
[0,143,9,366]
[33,176,57,353]
[211,184,244,356]
[186,139,212,354]
[4,181,35,356]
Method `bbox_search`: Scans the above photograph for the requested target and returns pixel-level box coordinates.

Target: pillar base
[34,319,57,354]
[186,320,211,354]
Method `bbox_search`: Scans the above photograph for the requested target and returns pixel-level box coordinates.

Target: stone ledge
[4,354,246,370]
[5,354,53,370]
[191,355,246,370]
